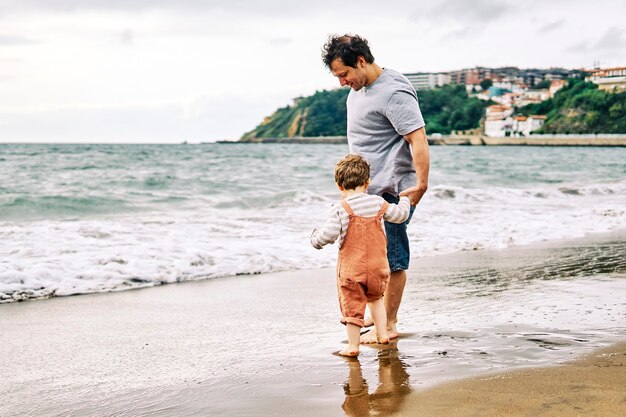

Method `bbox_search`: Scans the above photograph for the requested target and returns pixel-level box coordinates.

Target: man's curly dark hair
[322,34,375,68]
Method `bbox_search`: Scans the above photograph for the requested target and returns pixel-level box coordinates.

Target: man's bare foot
[338,346,359,357]
[387,323,399,340]
[360,328,398,344]
[360,330,390,344]
[360,329,378,344]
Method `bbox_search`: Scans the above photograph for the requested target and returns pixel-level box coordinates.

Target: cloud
[441,26,476,41]
[568,26,626,54]
[566,40,589,53]
[594,26,626,50]
[0,34,39,45]
[413,0,516,24]
[119,28,134,45]
[269,37,292,47]
[538,19,565,34]
[0,94,289,142]
[0,0,418,18]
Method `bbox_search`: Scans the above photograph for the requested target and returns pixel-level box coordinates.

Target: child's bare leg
[339,323,361,357]
[361,298,389,344]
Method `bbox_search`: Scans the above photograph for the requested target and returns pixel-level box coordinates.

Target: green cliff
[517,78,626,134]
[241,89,349,139]
[241,78,626,139]
[241,84,489,139]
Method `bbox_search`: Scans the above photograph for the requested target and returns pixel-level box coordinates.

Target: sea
[1,143,625,303]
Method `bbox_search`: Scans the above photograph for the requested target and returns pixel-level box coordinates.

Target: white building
[586,67,626,92]
[485,119,513,137]
[512,115,546,136]
[403,72,451,91]
[484,105,514,137]
[524,89,550,101]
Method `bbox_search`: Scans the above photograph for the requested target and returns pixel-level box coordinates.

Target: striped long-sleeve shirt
[310,193,411,249]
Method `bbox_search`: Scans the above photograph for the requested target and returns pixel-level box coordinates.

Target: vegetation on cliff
[517,78,626,134]
[242,84,489,138]
[417,84,491,134]
[241,89,349,139]
[242,77,626,139]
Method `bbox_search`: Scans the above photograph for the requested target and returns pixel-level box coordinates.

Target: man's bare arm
[399,127,430,206]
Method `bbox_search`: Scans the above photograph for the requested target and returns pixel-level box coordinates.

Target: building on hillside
[586,67,626,92]
[525,89,551,101]
[492,92,521,106]
[488,86,511,98]
[484,105,514,137]
[403,72,451,90]
[449,67,493,85]
[549,79,566,96]
[512,115,546,136]
[513,89,551,107]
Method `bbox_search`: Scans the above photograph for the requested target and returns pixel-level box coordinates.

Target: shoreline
[1,231,624,416]
[3,228,625,305]
[233,134,626,146]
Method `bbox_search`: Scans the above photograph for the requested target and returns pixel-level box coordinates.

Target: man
[322,34,430,342]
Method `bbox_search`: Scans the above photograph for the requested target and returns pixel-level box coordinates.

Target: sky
[1,0,625,143]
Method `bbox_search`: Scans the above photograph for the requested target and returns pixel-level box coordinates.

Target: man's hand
[399,185,428,206]
[402,127,430,206]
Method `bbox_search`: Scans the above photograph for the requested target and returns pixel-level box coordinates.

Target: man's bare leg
[361,298,389,345]
[361,270,406,343]
[384,270,406,339]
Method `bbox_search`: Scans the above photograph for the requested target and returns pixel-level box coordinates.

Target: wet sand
[408,342,626,417]
[0,231,624,416]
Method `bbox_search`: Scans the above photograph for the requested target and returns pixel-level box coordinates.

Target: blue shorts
[382,193,415,272]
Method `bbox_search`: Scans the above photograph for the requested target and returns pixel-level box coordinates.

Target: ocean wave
[1,143,625,303]
[429,181,626,202]
[61,165,100,171]
[0,195,132,220]
[143,175,175,189]
[1,190,624,304]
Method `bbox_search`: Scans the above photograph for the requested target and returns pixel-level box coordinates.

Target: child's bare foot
[338,346,360,357]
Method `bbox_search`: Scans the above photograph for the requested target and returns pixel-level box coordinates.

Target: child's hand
[310,229,323,250]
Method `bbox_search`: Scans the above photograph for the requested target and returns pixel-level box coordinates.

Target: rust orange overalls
[337,199,391,327]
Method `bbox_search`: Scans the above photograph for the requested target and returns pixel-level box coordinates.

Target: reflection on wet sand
[341,344,412,417]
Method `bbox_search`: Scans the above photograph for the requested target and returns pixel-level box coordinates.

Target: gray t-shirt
[347,68,425,197]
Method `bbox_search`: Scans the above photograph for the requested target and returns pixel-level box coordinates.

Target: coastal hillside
[242,77,626,139]
[241,84,490,139]
[516,78,626,134]
[241,89,349,139]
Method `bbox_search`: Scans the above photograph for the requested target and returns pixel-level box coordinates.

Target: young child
[311,154,411,357]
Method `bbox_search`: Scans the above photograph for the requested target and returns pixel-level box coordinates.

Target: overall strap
[376,201,390,218]
[340,199,355,216]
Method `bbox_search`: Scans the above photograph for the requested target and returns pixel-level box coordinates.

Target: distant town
[403,66,626,137]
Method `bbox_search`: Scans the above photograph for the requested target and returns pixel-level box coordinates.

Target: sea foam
[1,143,625,302]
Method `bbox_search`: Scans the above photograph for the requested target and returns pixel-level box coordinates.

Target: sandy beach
[1,231,624,416]
[406,342,626,417]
